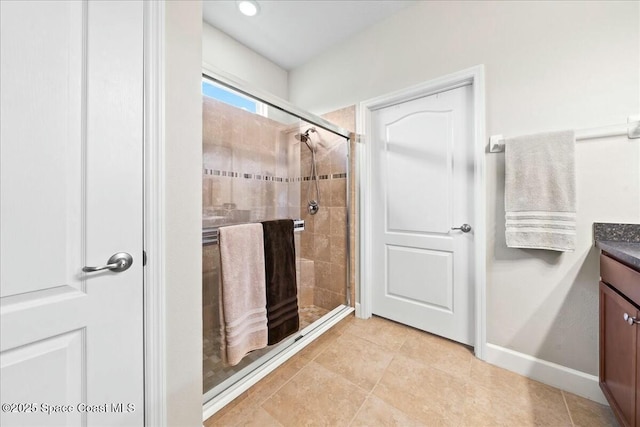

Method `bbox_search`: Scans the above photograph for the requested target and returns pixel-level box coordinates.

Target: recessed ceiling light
[237,0,260,17]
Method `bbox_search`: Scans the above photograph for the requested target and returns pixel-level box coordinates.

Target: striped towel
[218,223,268,366]
[505,130,576,252]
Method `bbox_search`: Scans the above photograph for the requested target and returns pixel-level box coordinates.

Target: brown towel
[218,223,268,366]
[262,220,299,345]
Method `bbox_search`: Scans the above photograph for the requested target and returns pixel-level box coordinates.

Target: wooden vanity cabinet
[600,253,640,427]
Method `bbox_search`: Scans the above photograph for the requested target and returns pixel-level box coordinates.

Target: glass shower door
[201,76,351,407]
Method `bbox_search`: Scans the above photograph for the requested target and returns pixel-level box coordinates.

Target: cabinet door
[600,282,637,427]
[637,320,640,427]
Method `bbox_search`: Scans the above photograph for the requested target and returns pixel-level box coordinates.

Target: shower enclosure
[201,73,352,413]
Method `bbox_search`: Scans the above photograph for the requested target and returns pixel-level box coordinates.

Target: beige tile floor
[205,314,618,427]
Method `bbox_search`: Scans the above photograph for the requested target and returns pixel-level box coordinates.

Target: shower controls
[308,200,319,215]
[83,252,133,273]
[451,224,472,233]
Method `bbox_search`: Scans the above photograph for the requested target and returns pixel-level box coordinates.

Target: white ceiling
[202,0,414,70]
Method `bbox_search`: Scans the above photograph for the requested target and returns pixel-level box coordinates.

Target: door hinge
[143,250,147,267]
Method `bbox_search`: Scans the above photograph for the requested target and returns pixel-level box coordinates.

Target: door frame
[143,1,166,424]
[357,65,487,359]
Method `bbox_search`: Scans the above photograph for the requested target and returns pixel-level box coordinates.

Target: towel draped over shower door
[218,223,268,366]
[262,219,300,345]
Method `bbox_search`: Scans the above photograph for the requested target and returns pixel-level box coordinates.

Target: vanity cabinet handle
[623,313,640,325]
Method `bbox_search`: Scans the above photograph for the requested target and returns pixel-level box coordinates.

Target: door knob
[624,313,639,325]
[83,252,133,273]
[451,224,472,233]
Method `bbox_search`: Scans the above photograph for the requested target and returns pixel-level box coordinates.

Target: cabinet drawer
[601,254,640,306]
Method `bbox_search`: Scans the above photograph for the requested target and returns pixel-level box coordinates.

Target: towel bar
[489,115,640,153]
[203,219,304,246]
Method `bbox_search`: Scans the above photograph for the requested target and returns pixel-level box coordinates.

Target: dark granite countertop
[594,223,640,270]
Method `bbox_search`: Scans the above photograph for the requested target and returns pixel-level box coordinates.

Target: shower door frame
[200,64,355,419]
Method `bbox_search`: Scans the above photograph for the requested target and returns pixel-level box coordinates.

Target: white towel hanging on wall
[504,130,576,252]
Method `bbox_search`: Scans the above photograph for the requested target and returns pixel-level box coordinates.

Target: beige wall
[202,22,289,100]
[165,2,203,426]
[289,0,640,376]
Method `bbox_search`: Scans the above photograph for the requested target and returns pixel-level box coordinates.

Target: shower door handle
[83,252,133,273]
[451,224,472,233]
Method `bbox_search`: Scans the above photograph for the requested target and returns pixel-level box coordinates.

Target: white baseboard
[485,343,607,405]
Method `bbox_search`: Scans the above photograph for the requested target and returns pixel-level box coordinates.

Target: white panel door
[371,85,474,345]
[1,1,144,426]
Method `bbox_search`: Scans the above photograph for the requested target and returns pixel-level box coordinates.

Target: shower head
[294,127,317,145]
[294,133,308,143]
[294,127,318,151]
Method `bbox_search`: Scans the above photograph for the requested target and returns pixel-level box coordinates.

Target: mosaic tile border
[203,169,347,183]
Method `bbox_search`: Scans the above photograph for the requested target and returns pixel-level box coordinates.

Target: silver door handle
[624,313,639,325]
[83,252,133,273]
[451,224,472,233]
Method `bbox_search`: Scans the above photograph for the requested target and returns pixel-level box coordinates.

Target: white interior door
[1,1,144,426]
[370,85,474,345]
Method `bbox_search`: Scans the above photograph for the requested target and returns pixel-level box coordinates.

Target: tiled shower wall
[298,139,347,310]
[298,105,356,310]
[321,106,357,308]
[202,97,355,320]
[202,97,297,222]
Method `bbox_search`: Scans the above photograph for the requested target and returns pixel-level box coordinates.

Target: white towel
[505,130,576,252]
[218,223,268,366]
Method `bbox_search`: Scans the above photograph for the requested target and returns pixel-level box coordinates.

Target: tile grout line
[339,320,412,426]
[213,320,328,424]
[251,360,313,426]
[346,390,372,426]
[346,350,397,426]
[561,390,576,427]
[261,352,318,404]
[379,331,472,426]
[346,325,421,426]
[260,380,295,421]
[256,320,352,420]
[206,312,333,425]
